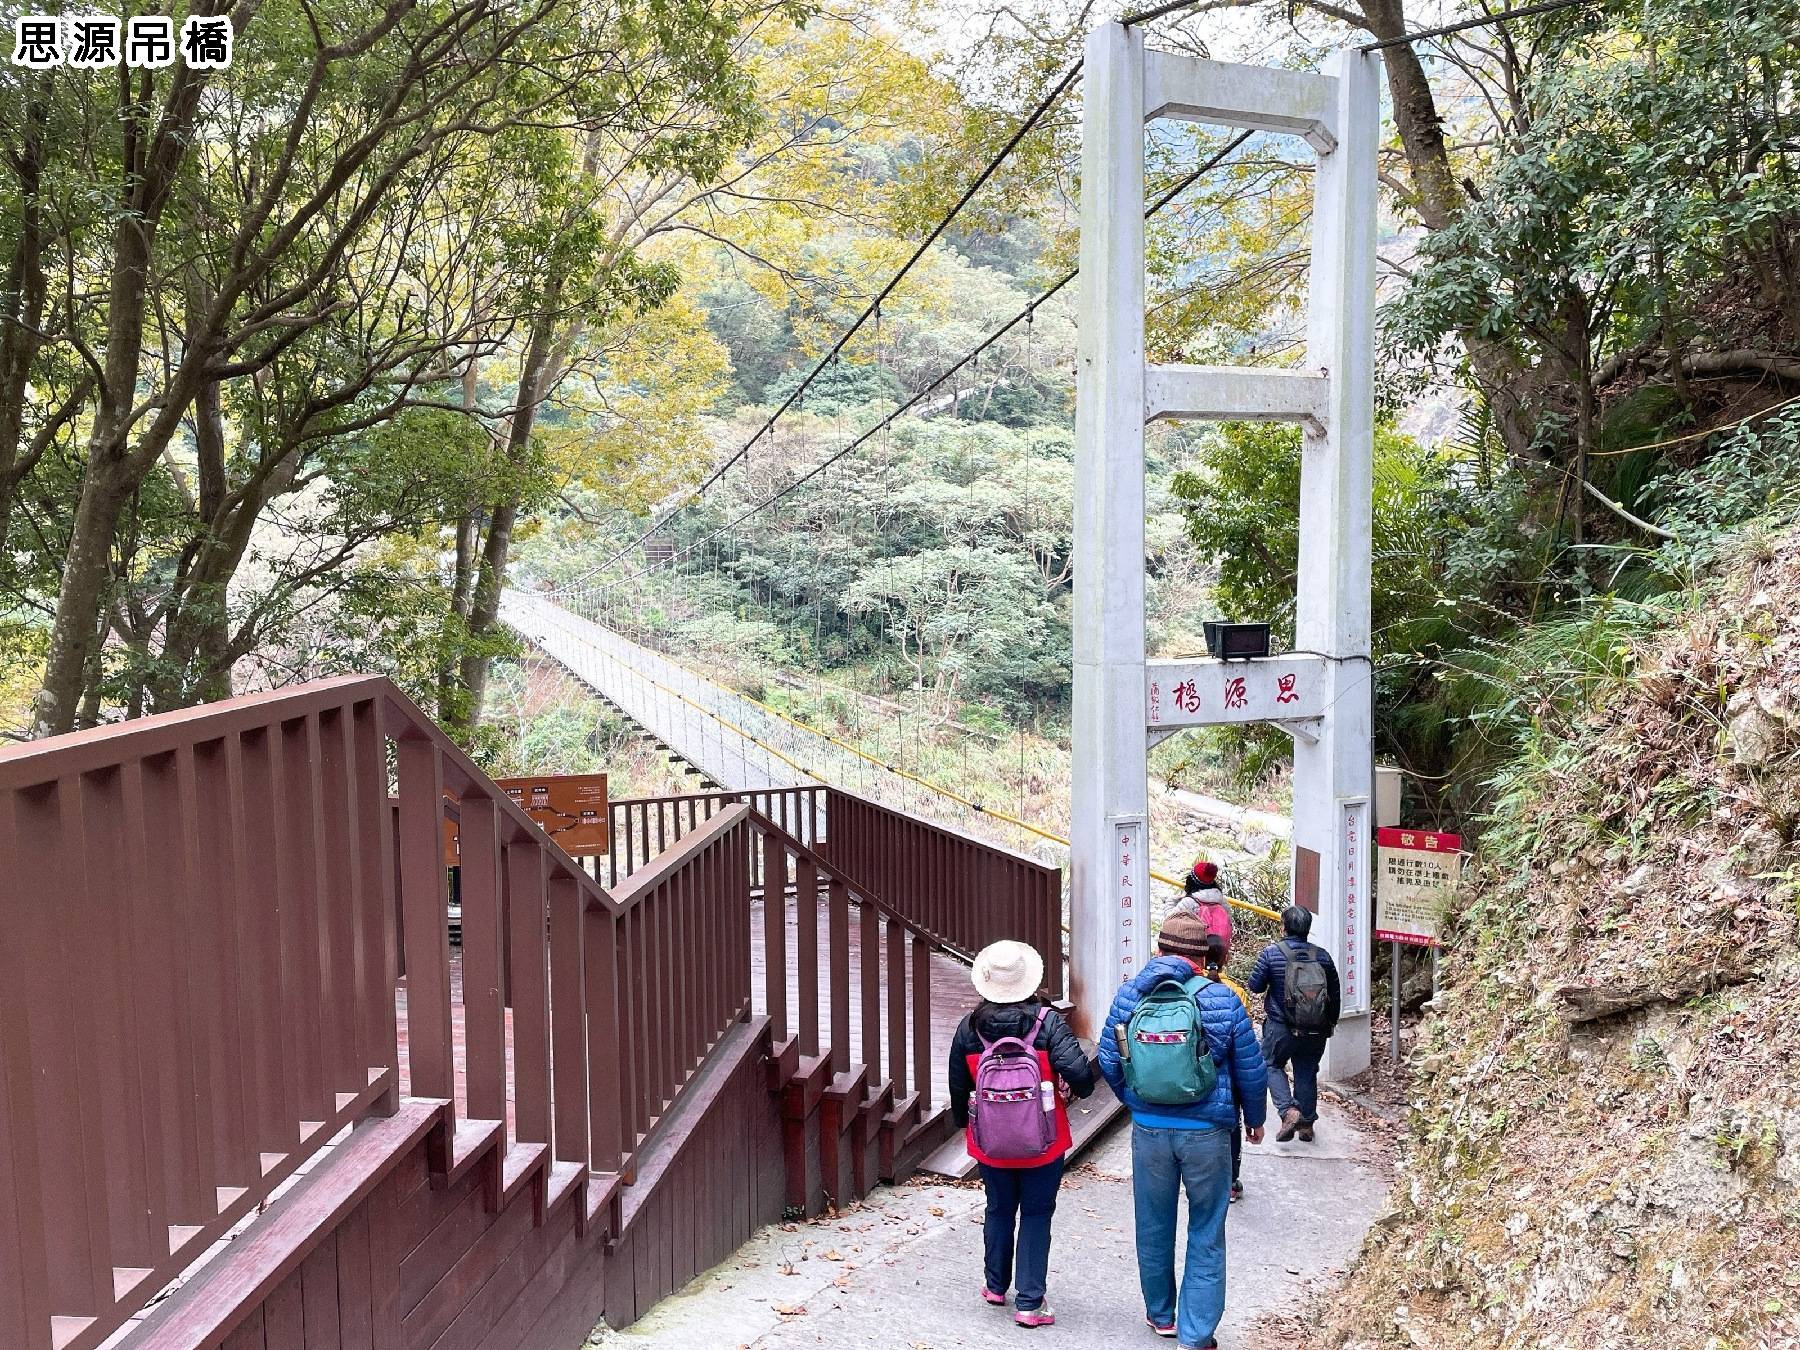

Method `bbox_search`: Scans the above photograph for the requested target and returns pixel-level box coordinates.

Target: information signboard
[444,772,611,865]
[497,773,610,856]
[1375,827,1462,948]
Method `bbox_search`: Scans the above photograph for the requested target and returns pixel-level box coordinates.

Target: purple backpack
[970,1006,1056,1160]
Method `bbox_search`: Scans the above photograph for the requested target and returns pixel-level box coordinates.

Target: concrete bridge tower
[1070,22,1379,1079]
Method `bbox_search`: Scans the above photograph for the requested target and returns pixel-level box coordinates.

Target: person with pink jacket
[1170,857,1232,960]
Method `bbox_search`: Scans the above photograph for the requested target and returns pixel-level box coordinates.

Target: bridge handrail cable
[522,601,1283,923]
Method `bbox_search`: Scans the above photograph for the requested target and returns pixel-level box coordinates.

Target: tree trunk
[451,312,561,736]
[436,505,481,719]
[34,458,131,734]
[1559,289,1595,547]
[1351,0,1541,459]
[30,166,179,734]
[455,496,519,732]
[0,75,49,546]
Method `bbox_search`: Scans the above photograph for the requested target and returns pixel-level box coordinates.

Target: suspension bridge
[0,11,1510,1344]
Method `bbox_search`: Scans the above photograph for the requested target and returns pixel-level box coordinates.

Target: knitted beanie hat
[1156,910,1211,962]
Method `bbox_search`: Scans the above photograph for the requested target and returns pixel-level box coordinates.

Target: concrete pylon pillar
[1069,28,1380,1080]
[1069,20,1148,1037]
[1292,48,1379,1082]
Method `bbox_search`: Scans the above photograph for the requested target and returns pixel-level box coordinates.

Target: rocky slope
[1322,530,1800,1348]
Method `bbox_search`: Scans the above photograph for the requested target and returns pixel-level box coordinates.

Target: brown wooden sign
[444,772,610,864]
[498,773,610,855]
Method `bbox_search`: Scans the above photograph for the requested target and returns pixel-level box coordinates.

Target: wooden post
[395,737,454,1109]
[459,797,507,1125]
[585,904,623,1173]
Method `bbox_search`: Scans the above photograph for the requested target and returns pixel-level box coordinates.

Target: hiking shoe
[1297,1124,1315,1143]
[1276,1107,1303,1142]
[981,1287,1007,1307]
[1015,1306,1055,1328]
[1146,1316,1178,1337]
[1229,1179,1244,1203]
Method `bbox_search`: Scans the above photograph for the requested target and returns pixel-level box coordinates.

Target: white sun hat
[971,940,1045,1004]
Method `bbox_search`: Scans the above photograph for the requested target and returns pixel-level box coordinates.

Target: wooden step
[499,1141,550,1209]
[122,1099,448,1349]
[434,1117,503,1190]
[545,1161,586,1218]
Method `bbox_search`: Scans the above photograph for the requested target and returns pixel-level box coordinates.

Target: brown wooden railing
[0,679,764,1350]
[823,790,1065,1000]
[608,785,1063,1001]
[0,681,405,1350]
[0,678,985,1350]
[751,812,933,1105]
[600,805,755,1160]
[606,785,823,884]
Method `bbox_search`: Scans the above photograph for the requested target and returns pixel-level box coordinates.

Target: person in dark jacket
[1247,906,1341,1142]
[948,940,1094,1328]
[1097,912,1266,1350]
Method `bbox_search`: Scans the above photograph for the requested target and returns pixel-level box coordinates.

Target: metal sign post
[1375,826,1462,1064]
[1070,23,1379,1077]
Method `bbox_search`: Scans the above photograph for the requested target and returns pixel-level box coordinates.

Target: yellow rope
[1586,389,1800,457]
[546,614,1285,923]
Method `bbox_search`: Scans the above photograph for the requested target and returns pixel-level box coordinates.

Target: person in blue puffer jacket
[1097,911,1267,1350]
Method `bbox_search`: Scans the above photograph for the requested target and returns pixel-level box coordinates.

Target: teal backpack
[1122,975,1217,1106]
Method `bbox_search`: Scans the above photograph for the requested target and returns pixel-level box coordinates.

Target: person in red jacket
[948,940,1095,1328]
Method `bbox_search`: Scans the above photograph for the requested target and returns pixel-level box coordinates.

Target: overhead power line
[563,130,1256,608]
[1358,0,1599,51]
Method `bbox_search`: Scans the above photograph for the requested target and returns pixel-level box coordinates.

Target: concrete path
[589,1109,1387,1350]
[1158,784,1291,842]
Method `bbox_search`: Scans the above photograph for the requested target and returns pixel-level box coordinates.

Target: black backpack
[1283,943,1332,1033]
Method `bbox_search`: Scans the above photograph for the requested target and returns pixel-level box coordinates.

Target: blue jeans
[1263,1021,1326,1123]
[1131,1124,1231,1348]
[978,1157,1064,1311]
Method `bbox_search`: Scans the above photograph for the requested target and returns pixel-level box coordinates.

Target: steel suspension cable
[553,57,1085,595]
[569,129,1256,609]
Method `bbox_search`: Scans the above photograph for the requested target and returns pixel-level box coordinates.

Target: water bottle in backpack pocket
[969,1006,1057,1161]
[1122,976,1217,1106]
[1283,943,1332,1033]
